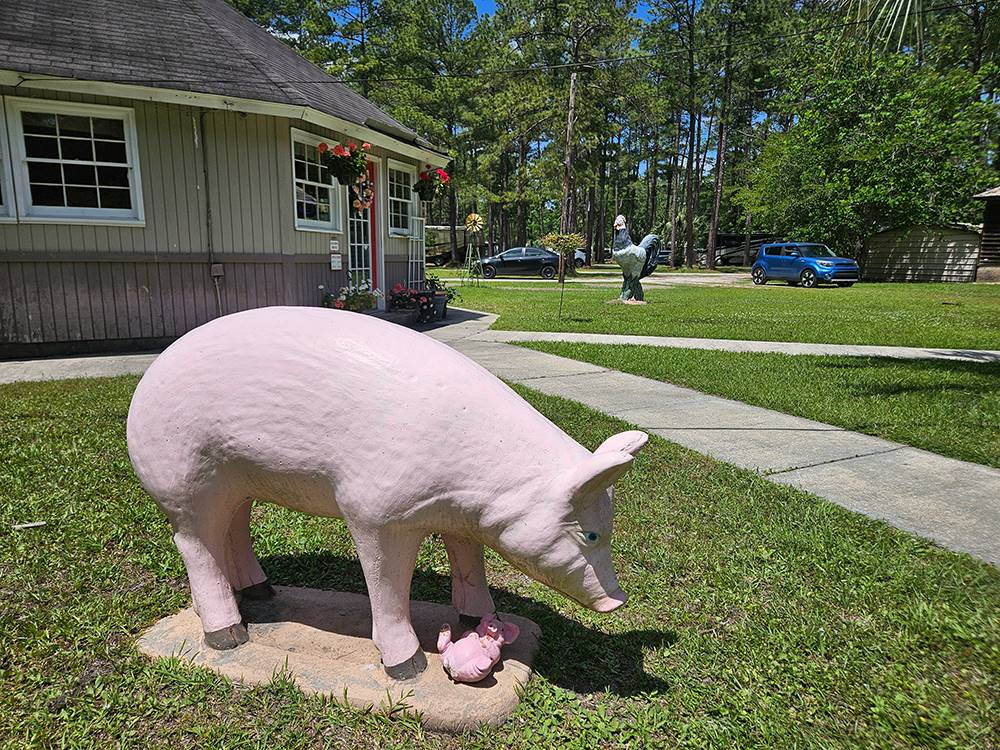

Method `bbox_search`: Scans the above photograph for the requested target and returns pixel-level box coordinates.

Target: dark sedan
[477,247,559,279]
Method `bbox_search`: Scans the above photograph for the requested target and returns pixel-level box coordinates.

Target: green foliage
[739,43,999,252]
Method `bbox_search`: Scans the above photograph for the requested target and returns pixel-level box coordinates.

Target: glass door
[348,161,377,289]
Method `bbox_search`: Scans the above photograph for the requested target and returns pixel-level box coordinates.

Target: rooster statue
[611,215,660,303]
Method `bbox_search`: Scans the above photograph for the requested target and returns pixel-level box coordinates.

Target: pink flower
[333,300,345,309]
[419,296,428,303]
[348,142,358,152]
[362,142,371,151]
[393,282,404,292]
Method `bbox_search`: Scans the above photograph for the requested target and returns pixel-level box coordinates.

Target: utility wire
[14,0,984,88]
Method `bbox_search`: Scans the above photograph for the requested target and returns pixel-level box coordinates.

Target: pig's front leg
[350,524,428,680]
[443,535,496,627]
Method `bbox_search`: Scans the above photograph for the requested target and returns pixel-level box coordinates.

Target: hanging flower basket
[319,141,374,213]
[414,166,450,202]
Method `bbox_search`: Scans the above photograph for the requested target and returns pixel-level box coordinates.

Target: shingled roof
[0,0,434,150]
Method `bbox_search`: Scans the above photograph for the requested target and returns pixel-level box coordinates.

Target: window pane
[31,183,64,206]
[308,163,319,183]
[22,111,57,135]
[25,136,59,159]
[60,138,94,161]
[27,161,62,183]
[91,117,125,140]
[97,165,129,187]
[294,141,305,158]
[94,140,127,163]
[66,186,99,207]
[63,163,97,186]
[294,160,305,179]
[99,188,132,209]
[58,115,92,138]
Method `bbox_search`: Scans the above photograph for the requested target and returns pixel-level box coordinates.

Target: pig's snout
[591,588,628,612]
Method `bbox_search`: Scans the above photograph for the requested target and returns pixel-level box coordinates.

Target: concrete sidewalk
[2,308,998,567]
[471,329,1000,364]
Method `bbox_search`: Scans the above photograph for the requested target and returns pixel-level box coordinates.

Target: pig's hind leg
[443,535,496,627]
[170,495,249,650]
[225,500,274,601]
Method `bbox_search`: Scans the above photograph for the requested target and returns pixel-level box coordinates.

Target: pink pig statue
[438,614,520,683]
[127,307,647,680]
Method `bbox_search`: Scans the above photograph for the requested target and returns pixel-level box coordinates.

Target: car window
[782,246,800,256]
[501,248,524,258]
[798,244,836,258]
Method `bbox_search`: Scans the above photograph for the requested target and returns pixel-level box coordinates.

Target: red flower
[419,296,428,303]
[333,144,348,157]
[392,282,404,292]
[362,142,371,151]
[317,142,329,153]
[348,142,358,152]
[333,300,345,309]
[436,168,450,183]
[418,171,428,180]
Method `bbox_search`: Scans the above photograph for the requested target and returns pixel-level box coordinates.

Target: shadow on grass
[260,550,676,697]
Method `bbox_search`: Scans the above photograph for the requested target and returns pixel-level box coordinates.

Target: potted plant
[318,141,374,214]
[323,282,381,312]
[414,166,450,202]
[423,276,458,320]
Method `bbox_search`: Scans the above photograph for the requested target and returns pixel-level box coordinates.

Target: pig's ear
[596,430,648,457]
[559,451,634,504]
[500,621,520,644]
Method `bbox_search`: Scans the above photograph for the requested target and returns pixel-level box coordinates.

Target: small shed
[862,225,982,282]
[973,187,1000,281]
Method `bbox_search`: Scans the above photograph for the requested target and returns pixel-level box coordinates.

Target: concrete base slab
[137,586,541,733]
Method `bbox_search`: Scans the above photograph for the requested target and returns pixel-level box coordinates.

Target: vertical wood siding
[0,86,426,351]
[862,227,982,282]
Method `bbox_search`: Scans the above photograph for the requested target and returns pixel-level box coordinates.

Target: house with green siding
[0,0,446,357]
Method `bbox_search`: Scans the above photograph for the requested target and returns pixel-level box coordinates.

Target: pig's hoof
[383,647,428,681]
[241,581,276,601]
[204,623,249,650]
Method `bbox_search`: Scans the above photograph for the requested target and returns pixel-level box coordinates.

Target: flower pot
[432,292,448,320]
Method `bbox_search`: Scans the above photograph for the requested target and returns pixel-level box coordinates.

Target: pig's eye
[581,531,601,545]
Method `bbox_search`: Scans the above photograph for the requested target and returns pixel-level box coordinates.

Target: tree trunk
[684,3,698,268]
[597,135,608,263]
[516,137,528,246]
[707,20,734,271]
[560,71,579,233]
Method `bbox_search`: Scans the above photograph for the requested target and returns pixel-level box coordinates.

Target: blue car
[751,242,860,288]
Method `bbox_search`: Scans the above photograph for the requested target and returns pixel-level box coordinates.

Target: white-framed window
[4,97,144,225]
[0,99,13,222]
[387,160,416,235]
[292,128,342,233]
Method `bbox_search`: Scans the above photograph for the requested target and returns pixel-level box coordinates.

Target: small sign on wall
[329,239,343,271]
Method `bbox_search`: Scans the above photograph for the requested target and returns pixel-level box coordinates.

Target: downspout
[198,109,223,317]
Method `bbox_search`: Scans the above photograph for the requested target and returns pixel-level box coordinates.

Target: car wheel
[482,265,496,279]
[541,265,556,280]
[574,258,584,268]
[800,268,817,288]
[837,282,854,288]
[751,267,767,285]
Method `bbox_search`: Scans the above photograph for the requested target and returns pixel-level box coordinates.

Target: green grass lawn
[516,343,1000,468]
[2,376,999,748]
[453,282,1000,349]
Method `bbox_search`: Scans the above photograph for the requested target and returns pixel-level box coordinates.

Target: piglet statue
[438,614,520,683]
